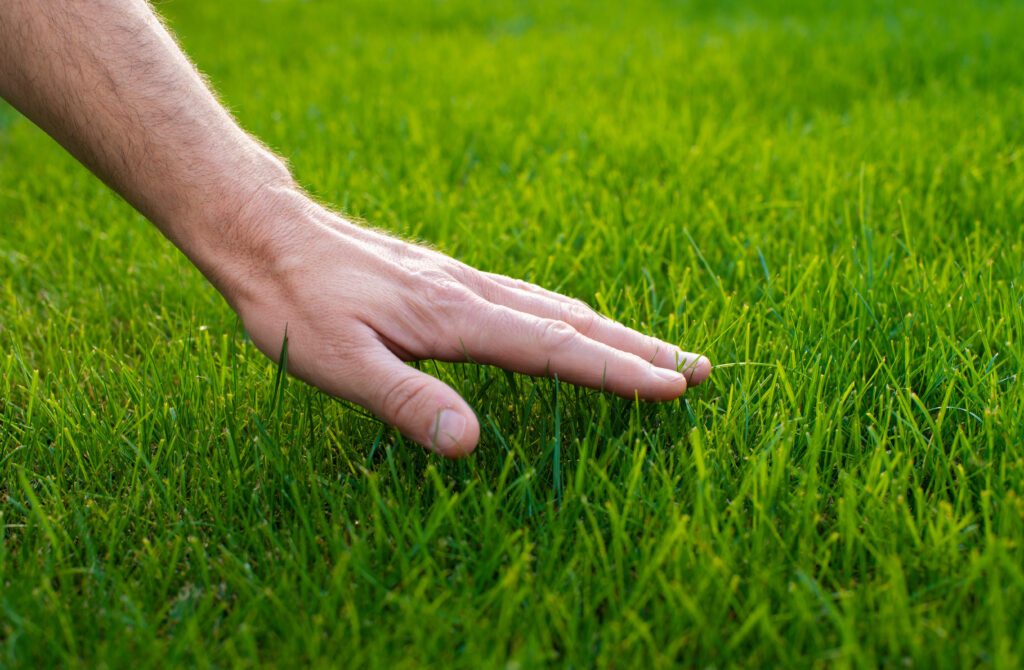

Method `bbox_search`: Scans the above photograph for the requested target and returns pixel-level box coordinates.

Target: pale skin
[0,0,711,456]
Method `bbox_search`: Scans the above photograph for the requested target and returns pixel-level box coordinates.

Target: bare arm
[0,0,710,456]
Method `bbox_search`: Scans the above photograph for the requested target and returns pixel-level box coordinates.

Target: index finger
[443,300,688,401]
[479,275,712,385]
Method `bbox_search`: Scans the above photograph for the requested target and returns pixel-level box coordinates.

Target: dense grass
[2,0,1023,666]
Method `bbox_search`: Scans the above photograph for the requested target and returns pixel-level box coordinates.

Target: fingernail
[687,355,712,385]
[652,366,685,383]
[435,409,467,450]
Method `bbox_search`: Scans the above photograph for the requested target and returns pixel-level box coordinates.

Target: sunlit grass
[2,0,1023,666]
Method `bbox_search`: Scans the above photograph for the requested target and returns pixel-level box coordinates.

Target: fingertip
[356,344,482,458]
[651,365,688,399]
[427,408,480,458]
[685,355,712,386]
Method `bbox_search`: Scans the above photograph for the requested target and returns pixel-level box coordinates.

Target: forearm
[0,0,292,288]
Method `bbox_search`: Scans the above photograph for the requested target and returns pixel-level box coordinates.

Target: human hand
[215,186,711,457]
[0,0,709,457]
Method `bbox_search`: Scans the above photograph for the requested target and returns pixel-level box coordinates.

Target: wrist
[185,164,311,312]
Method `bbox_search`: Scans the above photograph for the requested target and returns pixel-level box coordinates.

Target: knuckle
[645,335,680,362]
[379,374,431,424]
[453,266,493,300]
[417,272,473,311]
[562,303,599,337]
[651,337,674,359]
[538,318,579,349]
[446,259,478,283]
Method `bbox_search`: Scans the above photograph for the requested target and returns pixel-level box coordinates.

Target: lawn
[2,0,1023,666]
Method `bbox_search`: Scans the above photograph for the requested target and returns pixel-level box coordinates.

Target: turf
[2,0,1023,667]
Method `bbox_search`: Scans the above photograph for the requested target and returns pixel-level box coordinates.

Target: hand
[0,1,711,457]
[221,186,711,457]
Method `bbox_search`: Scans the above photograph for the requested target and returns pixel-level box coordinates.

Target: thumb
[352,343,481,457]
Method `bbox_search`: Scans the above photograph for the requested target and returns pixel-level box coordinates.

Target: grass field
[2,0,1024,666]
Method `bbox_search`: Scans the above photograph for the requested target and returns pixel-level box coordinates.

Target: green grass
[2,0,1024,666]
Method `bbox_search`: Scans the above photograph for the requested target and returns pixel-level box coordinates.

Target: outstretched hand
[0,0,709,456]
[224,187,711,456]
